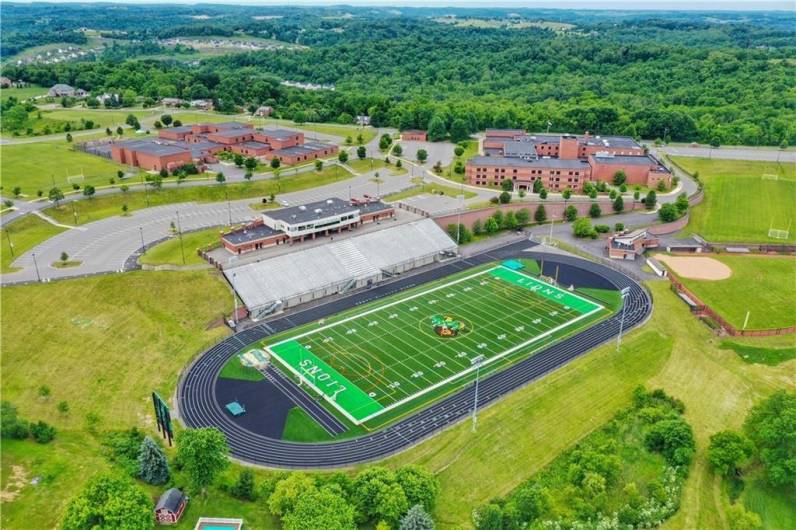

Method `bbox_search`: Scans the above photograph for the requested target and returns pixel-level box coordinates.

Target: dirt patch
[0,465,29,502]
[656,254,733,280]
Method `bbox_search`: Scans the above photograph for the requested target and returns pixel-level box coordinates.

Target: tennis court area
[255,263,608,424]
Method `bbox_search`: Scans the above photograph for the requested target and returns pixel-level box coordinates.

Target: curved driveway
[177,241,652,468]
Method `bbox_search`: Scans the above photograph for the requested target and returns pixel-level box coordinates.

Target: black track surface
[177,240,652,468]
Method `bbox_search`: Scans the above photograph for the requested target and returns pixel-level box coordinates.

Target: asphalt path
[1,169,417,284]
[177,240,652,468]
[659,146,796,163]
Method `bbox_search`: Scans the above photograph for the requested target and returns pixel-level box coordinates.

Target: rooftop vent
[314,208,323,214]
[298,205,306,210]
[326,199,334,204]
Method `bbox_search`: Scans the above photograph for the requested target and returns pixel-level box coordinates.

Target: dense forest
[2,3,795,145]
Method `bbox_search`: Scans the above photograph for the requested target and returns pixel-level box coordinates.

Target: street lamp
[31,252,41,282]
[616,286,632,351]
[5,229,14,257]
[471,354,486,432]
[225,188,232,226]
[232,272,238,326]
[175,210,185,265]
[139,226,145,252]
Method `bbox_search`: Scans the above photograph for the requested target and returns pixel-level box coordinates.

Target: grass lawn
[0,85,47,102]
[218,354,266,382]
[740,471,796,530]
[671,157,796,243]
[170,112,377,144]
[0,138,128,196]
[42,164,354,226]
[347,157,407,176]
[139,226,224,266]
[1,215,67,273]
[281,407,334,442]
[719,339,796,366]
[383,177,477,202]
[665,254,796,329]
[39,109,157,129]
[438,139,479,183]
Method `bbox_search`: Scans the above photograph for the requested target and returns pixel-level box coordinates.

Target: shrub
[30,421,56,443]
[594,224,610,234]
[1,401,29,439]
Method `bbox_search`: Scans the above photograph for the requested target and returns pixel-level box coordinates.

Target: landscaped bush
[473,387,693,530]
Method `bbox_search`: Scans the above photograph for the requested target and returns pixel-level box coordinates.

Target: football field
[259,264,607,424]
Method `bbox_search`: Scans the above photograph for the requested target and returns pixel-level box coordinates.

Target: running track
[177,240,652,468]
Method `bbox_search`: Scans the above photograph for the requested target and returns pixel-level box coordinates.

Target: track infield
[246,264,606,424]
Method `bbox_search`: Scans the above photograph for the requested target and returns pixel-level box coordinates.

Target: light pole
[5,229,14,257]
[471,354,486,432]
[139,226,145,252]
[232,272,238,326]
[616,286,632,351]
[175,210,185,265]
[32,252,41,282]
[225,188,232,226]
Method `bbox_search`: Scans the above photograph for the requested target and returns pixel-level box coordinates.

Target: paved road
[659,146,796,163]
[177,240,652,468]
[1,169,417,285]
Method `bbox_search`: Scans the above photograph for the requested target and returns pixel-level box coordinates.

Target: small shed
[155,488,188,525]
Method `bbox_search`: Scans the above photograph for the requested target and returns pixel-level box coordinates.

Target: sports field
[254,263,605,424]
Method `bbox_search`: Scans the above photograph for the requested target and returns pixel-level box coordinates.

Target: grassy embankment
[670,157,796,243]
[139,227,226,267]
[0,215,67,273]
[41,164,353,226]
[1,275,793,528]
[347,157,407,176]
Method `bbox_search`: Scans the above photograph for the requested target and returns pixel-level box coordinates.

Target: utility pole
[175,210,185,265]
[471,354,486,432]
[616,287,632,351]
[232,272,238,326]
[225,188,232,226]
[72,201,78,224]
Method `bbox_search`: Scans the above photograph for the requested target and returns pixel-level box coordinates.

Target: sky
[8,0,794,9]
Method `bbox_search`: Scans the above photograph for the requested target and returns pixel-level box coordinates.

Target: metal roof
[258,128,300,140]
[265,197,358,224]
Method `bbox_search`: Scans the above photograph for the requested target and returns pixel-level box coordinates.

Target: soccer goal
[768,220,791,240]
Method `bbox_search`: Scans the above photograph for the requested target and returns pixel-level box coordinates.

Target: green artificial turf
[281,407,334,443]
[671,157,796,243]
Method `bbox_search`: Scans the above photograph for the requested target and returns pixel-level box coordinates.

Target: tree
[271,157,281,169]
[374,482,409,527]
[417,149,428,163]
[1,401,29,439]
[357,146,367,159]
[562,188,572,201]
[48,187,64,206]
[230,469,256,501]
[645,417,695,466]
[532,179,543,193]
[159,168,168,179]
[780,139,789,150]
[500,180,513,192]
[454,145,465,157]
[269,473,317,517]
[62,475,152,530]
[393,144,403,156]
[60,251,69,264]
[233,153,244,167]
[282,486,356,530]
[30,420,56,443]
[449,118,469,143]
[153,121,162,129]
[65,133,73,142]
[589,203,601,218]
[138,436,170,485]
[58,401,70,414]
[160,114,173,126]
[565,205,578,222]
[499,191,511,204]
[116,126,124,136]
[400,504,435,530]
[744,391,796,486]
[339,151,349,163]
[708,431,754,477]
[427,115,447,142]
[573,217,596,238]
[106,127,112,136]
[515,208,530,226]
[484,217,499,235]
[314,159,323,171]
[727,504,763,530]
[612,195,624,213]
[472,503,502,530]
[539,188,548,200]
[534,204,547,223]
[675,193,689,214]
[214,172,226,184]
[503,211,518,230]
[658,203,679,222]
[513,484,548,523]
[173,120,182,127]
[357,133,364,145]
[472,219,484,235]
[612,170,627,186]
[176,427,229,491]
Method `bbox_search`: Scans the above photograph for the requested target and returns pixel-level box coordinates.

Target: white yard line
[265,265,606,424]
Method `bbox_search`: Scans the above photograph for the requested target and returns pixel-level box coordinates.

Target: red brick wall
[158,129,189,141]
[466,164,590,192]
[559,137,579,160]
[589,157,652,186]
[401,131,427,141]
[206,132,255,145]
[433,199,642,228]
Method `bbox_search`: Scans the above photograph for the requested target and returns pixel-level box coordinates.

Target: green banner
[491,267,600,314]
[270,340,384,422]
